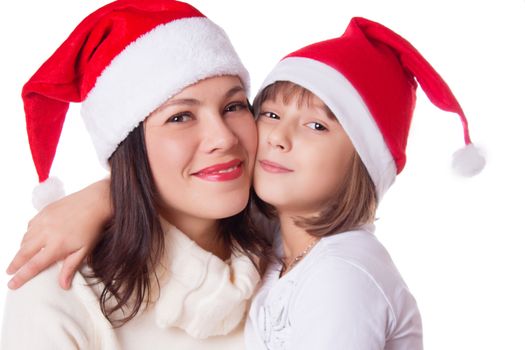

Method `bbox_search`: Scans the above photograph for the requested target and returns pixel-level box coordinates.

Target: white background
[1,0,524,348]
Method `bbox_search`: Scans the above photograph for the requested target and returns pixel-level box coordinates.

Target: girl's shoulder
[300,230,396,291]
[315,227,395,274]
[298,227,418,314]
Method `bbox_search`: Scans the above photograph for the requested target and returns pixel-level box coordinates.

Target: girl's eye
[225,102,247,113]
[168,113,192,123]
[260,112,280,120]
[306,122,327,131]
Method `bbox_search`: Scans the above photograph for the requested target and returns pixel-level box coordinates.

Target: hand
[6,179,111,290]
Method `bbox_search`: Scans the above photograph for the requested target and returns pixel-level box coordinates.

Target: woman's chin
[207,194,250,219]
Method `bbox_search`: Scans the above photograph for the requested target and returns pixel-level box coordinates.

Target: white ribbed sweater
[1,222,260,350]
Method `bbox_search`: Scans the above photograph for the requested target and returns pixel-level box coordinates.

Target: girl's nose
[266,123,291,152]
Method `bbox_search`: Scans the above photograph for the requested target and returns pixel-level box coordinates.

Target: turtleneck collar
[154,220,261,339]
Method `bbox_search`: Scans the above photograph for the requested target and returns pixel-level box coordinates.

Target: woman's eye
[306,122,327,131]
[168,113,192,123]
[225,102,247,113]
[260,112,280,120]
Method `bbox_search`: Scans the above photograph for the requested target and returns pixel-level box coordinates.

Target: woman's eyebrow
[224,85,245,99]
[160,85,245,110]
[165,98,200,107]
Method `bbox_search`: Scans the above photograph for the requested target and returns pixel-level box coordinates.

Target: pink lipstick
[193,159,243,181]
[259,160,293,173]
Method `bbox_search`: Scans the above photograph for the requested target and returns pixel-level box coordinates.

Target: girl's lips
[259,160,293,173]
[193,159,243,182]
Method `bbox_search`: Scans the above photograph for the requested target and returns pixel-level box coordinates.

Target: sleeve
[288,257,395,350]
[1,265,93,350]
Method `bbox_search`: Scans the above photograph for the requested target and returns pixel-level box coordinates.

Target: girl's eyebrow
[322,106,337,120]
[310,103,337,121]
[259,100,336,122]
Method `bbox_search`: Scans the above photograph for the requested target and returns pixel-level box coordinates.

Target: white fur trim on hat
[81,17,250,166]
[452,143,486,177]
[32,176,65,211]
[259,57,396,201]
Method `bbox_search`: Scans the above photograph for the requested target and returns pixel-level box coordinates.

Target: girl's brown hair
[253,81,377,237]
[88,123,271,326]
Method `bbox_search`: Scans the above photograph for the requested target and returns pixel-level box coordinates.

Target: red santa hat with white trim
[23,0,250,210]
[259,17,485,200]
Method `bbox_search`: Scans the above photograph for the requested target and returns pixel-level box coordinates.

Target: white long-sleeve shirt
[245,225,423,349]
[1,221,260,350]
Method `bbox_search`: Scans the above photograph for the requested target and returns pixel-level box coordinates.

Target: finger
[6,237,44,275]
[21,222,46,246]
[7,247,59,290]
[26,215,37,230]
[59,248,87,290]
[21,230,37,246]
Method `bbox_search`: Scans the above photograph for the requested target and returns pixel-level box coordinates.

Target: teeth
[217,165,237,174]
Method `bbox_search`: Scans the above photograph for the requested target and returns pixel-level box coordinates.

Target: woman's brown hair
[88,122,271,326]
[252,81,377,237]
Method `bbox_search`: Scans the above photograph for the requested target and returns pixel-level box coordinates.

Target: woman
[1,0,271,348]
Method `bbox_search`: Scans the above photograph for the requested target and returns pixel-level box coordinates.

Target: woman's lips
[259,160,293,173]
[193,159,243,181]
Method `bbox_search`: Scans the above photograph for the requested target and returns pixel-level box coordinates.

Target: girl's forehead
[262,94,337,121]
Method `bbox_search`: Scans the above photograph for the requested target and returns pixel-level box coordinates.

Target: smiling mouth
[193,159,244,182]
[259,160,293,173]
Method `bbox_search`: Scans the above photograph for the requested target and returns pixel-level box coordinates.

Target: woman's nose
[201,114,239,153]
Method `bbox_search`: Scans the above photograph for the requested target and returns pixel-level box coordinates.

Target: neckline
[272,224,377,282]
[154,219,261,338]
[275,237,324,282]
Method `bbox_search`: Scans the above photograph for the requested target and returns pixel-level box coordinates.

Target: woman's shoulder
[6,263,81,302]
[1,264,103,349]
[3,263,104,320]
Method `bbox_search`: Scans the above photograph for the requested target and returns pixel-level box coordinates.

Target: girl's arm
[6,179,111,290]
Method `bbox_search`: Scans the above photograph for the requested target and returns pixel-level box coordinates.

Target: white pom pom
[32,177,65,211]
[452,143,486,177]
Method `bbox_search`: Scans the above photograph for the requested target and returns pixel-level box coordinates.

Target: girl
[7,16,485,349]
[245,17,483,349]
[2,0,271,348]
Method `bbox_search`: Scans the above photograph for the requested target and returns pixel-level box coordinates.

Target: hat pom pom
[452,143,486,177]
[32,177,65,211]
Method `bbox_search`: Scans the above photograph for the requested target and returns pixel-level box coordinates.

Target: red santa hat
[259,17,485,200]
[23,0,250,210]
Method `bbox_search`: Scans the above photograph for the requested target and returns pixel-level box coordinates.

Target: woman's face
[144,76,257,225]
[254,94,354,216]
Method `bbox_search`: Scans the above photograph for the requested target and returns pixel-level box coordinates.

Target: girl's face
[254,94,354,215]
[144,76,257,225]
